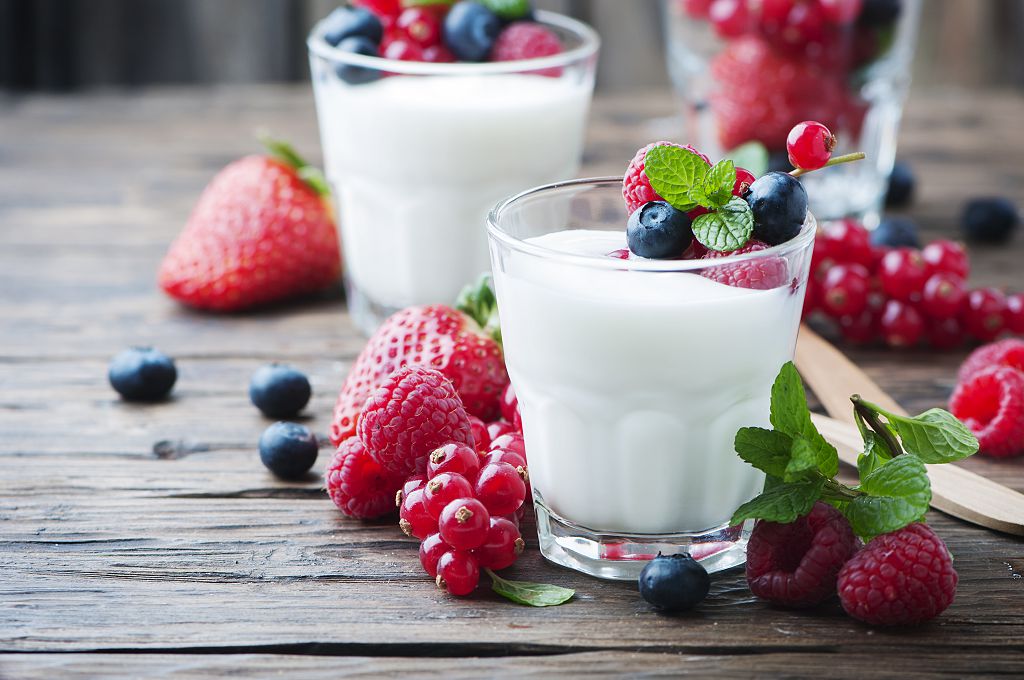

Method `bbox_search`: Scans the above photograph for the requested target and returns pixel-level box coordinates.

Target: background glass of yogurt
[308,12,599,335]
[661,0,921,226]
[488,178,815,580]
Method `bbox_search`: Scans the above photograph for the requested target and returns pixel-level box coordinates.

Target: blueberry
[108,347,177,402]
[962,197,1019,244]
[885,161,915,208]
[259,422,319,480]
[626,201,693,259]
[334,36,381,86]
[249,364,311,419]
[322,6,382,47]
[857,0,902,26]
[745,171,808,245]
[443,1,502,62]
[638,553,710,612]
[870,216,921,248]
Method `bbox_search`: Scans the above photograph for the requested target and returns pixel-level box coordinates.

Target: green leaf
[883,408,980,464]
[727,142,769,178]
[856,431,889,480]
[730,477,825,525]
[735,427,792,478]
[700,160,737,209]
[488,570,575,607]
[691,197,754,252]
[644,146,710,213]
[455,274,502,346]
[846,456,931,540]
[478,0,530,19]
[785,437,820,482]
[769,362,840,478]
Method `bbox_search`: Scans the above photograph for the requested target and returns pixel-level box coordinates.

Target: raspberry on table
[701,240,790,290]
[622,141,711,215]
[357,365,474,477]
[949,366,1024,458]
[837,523,958,626]
[325,437,403,519]
[745,502,861,608]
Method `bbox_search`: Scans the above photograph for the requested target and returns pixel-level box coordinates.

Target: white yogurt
[492,230,804,535]
[312,73,592,312]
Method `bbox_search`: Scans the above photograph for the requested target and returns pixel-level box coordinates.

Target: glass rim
[307,10,600,76]
[486,176,817,272]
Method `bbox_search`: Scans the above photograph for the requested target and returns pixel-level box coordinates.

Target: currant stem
[851,395,904,458]
[789,151,867,178]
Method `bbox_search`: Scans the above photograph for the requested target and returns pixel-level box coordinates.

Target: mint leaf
[735,427,792,478]
[479,0,530,19]
[700,160,737,208]
[785,437,821,482]
[727,142,769,178]
[644,146,710,213]
[692,197,754,251]
[846,456,931,540]
[488,569,575,607]
[856,431,889,480]
[769,362,840,478]
[730,477,824,525]
[882,408,979,464]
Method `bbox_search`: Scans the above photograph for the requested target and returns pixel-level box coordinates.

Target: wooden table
[1,86,1023,679]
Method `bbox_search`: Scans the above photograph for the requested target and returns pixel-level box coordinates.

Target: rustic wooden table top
[1,85,1023,679]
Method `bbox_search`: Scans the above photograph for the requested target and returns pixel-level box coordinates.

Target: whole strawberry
[159,139,340,311]
[329,278,508,446]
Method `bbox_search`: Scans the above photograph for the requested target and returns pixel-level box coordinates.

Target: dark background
[2,0,1024,93]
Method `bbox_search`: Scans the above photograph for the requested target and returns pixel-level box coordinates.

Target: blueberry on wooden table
[108,347,177,402]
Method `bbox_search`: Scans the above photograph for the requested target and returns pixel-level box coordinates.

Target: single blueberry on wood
[259,421,319,480]
[108,347,177,402]
[638,553,710,612]
[871,216,921,248]
[962,197,1019,244]
[249,364,312,418]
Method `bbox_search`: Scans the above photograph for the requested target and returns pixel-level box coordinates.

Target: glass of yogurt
[487,178,815,580]
[308,12,599,335]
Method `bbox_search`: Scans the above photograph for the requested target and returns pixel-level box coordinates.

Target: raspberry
[325,437,403,519]
[357,365,474,477]
[949,366,1024,458]
[745,502,860,607]
[962,288,1007,342]
[786,120,836,171]
[837,523,957,626]
[491,21,561,61]
[622,141,711,215]
[701,240,790,290]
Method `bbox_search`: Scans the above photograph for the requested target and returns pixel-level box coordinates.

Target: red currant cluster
[358,0,454,63]
[805,220,1024,348]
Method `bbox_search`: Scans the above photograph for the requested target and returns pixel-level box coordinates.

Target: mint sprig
[730,362,979,540]
[487,569,575,607]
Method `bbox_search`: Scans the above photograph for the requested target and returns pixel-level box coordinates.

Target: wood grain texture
[1,86,1024,677]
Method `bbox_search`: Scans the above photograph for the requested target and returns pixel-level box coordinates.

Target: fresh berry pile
[681,0,901,152]
[804,218,1024,349]
[948,339,1024,457]
[323,1,561,83]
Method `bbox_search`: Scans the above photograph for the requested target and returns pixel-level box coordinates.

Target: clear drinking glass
[488,178,815,580]
[662,0,921,226]
[308,12,599,335]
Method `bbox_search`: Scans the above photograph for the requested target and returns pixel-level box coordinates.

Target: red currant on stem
[880,299,924,348]
[438,498,491,551]
[821,263,870,318]
[878,248,929,302]
[399,487,435,540]
[427,442,481,481]
[474,462,528,517]
[927,317,966,351]
[921,239,969,280]
[473,517,525,570]
[962,288,1007,341]
[396,7,441,48]
[787,121,837,171]
[921,272,966,319]
[436,550,480,596]
[419,533,450,578]
[423,472,475,519]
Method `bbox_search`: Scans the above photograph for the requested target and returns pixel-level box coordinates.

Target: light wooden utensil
[795,324,1024,536]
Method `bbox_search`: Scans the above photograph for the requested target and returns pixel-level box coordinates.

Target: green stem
[821,478,863,502]
[258,133,331,198]
[851,395,904,458]
[789,151,866,178]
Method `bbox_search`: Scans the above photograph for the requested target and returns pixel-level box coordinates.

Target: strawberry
[158,139,340,312]
[329,277,509,447]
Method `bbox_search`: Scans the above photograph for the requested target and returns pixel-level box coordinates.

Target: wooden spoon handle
[796,324,1024,536]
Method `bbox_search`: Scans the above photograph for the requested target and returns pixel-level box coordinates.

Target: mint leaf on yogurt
[691,197,753,251]
[644,145,710,213]
[700,159,737,209]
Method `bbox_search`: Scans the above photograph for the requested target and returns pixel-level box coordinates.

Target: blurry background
[2,0,1023,92]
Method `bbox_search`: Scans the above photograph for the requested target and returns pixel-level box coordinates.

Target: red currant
[398,487,435,539]
[878,248,928,302]
[787,121,836,171]
[472,518,525,570]
[467,415,490,452]
[1006,293,1024,335]
[733,167,756,196]
[423,471,475,519]
[484,448,527,469]
[402,474,425,498]
[880,299,924,348]
[486,420,515,441]
[816,0,863,25]
[926,317,966,351]
[820,263,870,317]
[382,38,423,61]
[488,432,526,458]
[921,239,969,280]
[962,288,1007,342]
[474,462,528,517]
[709,0,750,38]
[395,7,441,48]
[353,0,400,19]
[811,233,837,282]
[512,407,523,433]
[921,272,966,319]
[435,550,480,596]
[419,533,450,577]
[822,219,873,268]
[500,383,519,423]
[438,498,491,551]
[427,442,480,481]
[421,44,455,63]
[838,308,878,345]
[758,0,796,29]
[780,2,827,48]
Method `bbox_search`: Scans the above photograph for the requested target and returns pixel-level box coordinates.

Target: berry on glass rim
[419,532,450,578]
[879,299,924,348]
[423,472,476,519]
[399,486,436,539]
[921,239,969,280]
[701,240,791,290]
[422,44,456,62]
[473,517,525,570]
[443,1,501,62]
[427,441,481,481]
[820,263,870,318]
[786,121,836,171]
[474,461,528,516]
[878,248,928,302]
[323,5,384,46]
[396,7,442,48]
[438,497,491,551]
[962,287,1007,342]
[382,37,424,61]
[435,550,480,596]
[921,272,966,320]
[949,366,1024,458]
[491,21,563,64]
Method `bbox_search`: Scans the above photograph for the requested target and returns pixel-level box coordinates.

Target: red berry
[421,44,455,62]
[758,0,796,28]
[949,366,1024,458]
[512,406,523,434]
[786,121,836,171]
[474,462,528,517]
[701,240,791,290]
[484,448,528,469]
[838,523,957,626]
[419,533,450,578]
[817,0,863,24]
[325,437,404,519]
[962,288,1008,342]
[958,338,1024,382]
[399,487,436,539]
[709,0,751,38]
[491,21,563,64]
[607,248,631,260]
[811,233,836,282]
[1007,293,1024,334]
[733,166,756,196]
[353,0,400,19]
[438,498,491,551]
[402,474,426,497]
[927,317,966,351]
[467,415,490,452]
[486,420,516,441]
[436,550,480,596]
[382,38,423,61]
[500,383,519,423]
[423,471,475,519]
[822,219,873,269]
[473,517,525,570]
[880,299,924,348]
[838,308,878,345]
[820,263,870,318]
[878,248,929,303]
[427,442,481,481]
[746,502,861,607]
[488,432,526,458]
[622,141,711,215]
[921,239,969,280]
[921,272,966,319]
[395,7,441,47]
